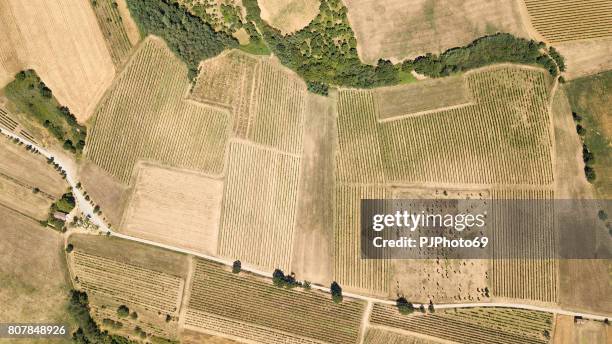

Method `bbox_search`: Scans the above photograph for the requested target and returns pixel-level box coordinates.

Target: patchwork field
[370,305,553,344]
[259,0,320,34]
[336,66,554,185]
[553,315,611,344]
[86,37,229,184]
[343,0,529,63]
[374,74,472,120]
[522,0,612,43]
[68,234,189,339]
[191,51,307,153]
[0,0,115,121]
[217,141,300,271]
[121,163,223,256]
[185,258,365,344]
[0,207,74,342]
[89,0,135,66]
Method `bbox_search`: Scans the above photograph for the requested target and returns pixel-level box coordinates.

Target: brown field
[343,0,529,63]
[553,315,610,344]
[364,328,443,344]
[0,0,115,122]
[68,234,189,340]
[87,37,229,184]
[78,159,131,227]
[374,74,472,120]
[217,141,300,271]
[259,0,320,34]
[121,163,223,256]
[371,305,553,344]
[185,258,365,344]
[181,329,243,344]
[0,207,74,343]
[522,0,612,43]
[291,92,336,287]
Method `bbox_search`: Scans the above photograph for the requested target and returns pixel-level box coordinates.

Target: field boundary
[376,102,475,123]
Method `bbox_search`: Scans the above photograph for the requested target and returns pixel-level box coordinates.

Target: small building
[53,212,67,221]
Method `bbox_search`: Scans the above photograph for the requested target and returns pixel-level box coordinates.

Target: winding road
[2,128,610,323]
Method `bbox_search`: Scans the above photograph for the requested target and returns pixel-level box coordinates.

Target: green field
[4,70,86,154]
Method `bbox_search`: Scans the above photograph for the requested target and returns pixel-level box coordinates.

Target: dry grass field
[522,0,612,43]
[374,74,472,120]
[68,234,189,340]
[553,315,610,344]
[258,0,320,34]
[0,0,115,122]
[337,66,554,185]
[89,0,135,66]
[217,141,300,271]
[181,329,244,344]
[121,163,224,256]
[370,305,553,344]
[185,258,365,344]
[86,37,229,184]
[0,207,74,343]
[555,38,612,80]
[78,159,131,227]
[343,0,529,63]
[0,137,67,220]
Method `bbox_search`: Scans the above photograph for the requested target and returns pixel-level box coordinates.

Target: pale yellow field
[121,163,223,256]
[555,38,612,80]
[364,328,441,344]
[343,0,529,63]
[0,0,115,122]
[553,315,610,344]
[259,0,320,34]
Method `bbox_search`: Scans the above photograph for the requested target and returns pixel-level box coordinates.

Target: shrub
[232,260,241,274]
[330,282,343,303]
[117,305,130,318]
[396,297,414,315]
[65,243,74,253]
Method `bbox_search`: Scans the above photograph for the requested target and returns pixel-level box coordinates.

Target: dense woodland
[125,0,563,90]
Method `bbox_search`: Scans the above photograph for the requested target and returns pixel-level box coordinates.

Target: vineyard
[90,0,134,66]
[86,37,229,184]
[523,0,612,43]
[185,258,365,344]
[248,60,307,154]
[370,304,553,344]
[364,328,437,344]
[71,250,185,315]
[335,185,389,295]
[374,75,472,120]
[336,66,554,185]
[217,141,300,271]
[490,188,558,303]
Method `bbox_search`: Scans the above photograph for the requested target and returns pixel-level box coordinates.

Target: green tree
[117,305,130,318]
[396,297,414,315]
[232,260,241,273]
[330,282,343,303]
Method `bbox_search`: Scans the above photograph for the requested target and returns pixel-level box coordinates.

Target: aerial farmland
[0,0,610,343]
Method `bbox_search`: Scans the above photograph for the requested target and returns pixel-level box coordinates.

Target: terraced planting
[335,185,389,295]
[71,250,185,315]
[370,304,553,344]
[336,66,554,185]
[523,0,612,43]
[90,0,133,66]
[490,189,558,302]
[185,259,365,344]
[217,141,300,271]
[87,37,229,183]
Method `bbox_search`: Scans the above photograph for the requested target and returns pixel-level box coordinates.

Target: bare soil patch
[553,315,610,344]
[343,0,529,64]
[555,38,612,80]
[120,163,224,256]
